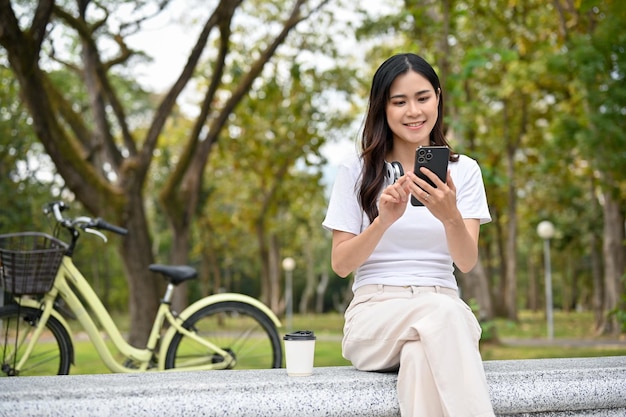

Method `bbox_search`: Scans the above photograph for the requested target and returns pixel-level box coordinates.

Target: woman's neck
[386,141,427,173]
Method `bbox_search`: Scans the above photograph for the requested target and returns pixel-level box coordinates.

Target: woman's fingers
[407,171,432,194]
[406,169,451,205]
[382,178,408,203]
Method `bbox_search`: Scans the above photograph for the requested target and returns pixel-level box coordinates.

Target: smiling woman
[323,53,494,417]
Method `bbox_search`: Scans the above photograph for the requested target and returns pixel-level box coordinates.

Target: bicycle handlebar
[44,201,128,237]
[92,218,128,236]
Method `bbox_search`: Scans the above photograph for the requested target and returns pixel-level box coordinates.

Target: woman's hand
[378,175,412,227]
[407,169,459,223]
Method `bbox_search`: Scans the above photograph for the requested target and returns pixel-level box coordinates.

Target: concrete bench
[0,356,624,416]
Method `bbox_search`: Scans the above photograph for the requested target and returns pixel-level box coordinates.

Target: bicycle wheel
[164,301,282,370]
[0,304,73,376]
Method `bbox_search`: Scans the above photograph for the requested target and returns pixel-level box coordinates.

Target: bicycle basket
[0,232,68,295]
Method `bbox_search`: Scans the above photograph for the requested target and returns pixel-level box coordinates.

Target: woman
[323,53,495,417]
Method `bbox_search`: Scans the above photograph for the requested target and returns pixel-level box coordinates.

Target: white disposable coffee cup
[283,330,316,376]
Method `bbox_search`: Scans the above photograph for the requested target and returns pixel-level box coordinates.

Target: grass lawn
[68,310,625,375]
[480,310,626,360]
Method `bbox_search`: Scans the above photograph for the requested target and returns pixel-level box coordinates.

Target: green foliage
[2,0,624,321]
[352,0,625,321]
[190,54,352,301]
[548,1,626,191]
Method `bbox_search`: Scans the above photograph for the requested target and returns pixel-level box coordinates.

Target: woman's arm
[442,217,480,273]
[331,218,386,278]
[330,176,412,278]
[408,169,480,272]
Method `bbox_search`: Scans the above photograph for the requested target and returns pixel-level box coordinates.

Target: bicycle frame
[14,255,282,374]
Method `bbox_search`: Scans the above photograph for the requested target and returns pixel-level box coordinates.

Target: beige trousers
[342,284,495,417]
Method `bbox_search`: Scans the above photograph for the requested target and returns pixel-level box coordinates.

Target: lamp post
[282,257,296,332]
[537,220,555,340]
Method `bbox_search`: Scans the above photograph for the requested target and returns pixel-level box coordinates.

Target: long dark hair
[359,53,457,223]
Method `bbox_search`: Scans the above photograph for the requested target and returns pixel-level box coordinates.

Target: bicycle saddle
[149,264,198,285]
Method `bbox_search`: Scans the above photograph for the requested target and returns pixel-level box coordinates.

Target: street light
[282,257,296,332]
[537,220,555,340]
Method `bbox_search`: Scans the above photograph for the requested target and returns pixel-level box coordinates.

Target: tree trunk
[170,222,191,313]
[315,271,329,314]
[527,254,539,311]
[598,191,625,335]
[299,238,316,314]
[256,218,270,306]
[563,249,573,312]
[591,231,604,329]
[504,143,518,321]
[119,198,160,348]
[333,277,354,314]
[459,257,494,320]
[501,92,528,322]
[269,233,281,313]
[203,242,222,296]
[492,208,508,316]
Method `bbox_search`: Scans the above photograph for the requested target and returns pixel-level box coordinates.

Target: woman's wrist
[372,214,393,232]
[441,212,465,229]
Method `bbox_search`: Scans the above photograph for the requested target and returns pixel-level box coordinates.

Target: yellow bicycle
[0,201,282,376]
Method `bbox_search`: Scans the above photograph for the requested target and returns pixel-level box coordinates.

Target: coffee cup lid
[283,330,316,340]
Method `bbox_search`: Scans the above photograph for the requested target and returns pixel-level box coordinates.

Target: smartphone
[411,146,450,206]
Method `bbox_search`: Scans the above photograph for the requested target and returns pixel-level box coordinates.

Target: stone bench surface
[0,356,625,417]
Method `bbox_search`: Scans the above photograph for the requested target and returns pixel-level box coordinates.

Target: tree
[194,53,355,312]
[351,0,625,329]
[549,0,626,333]
[0,0,332,346]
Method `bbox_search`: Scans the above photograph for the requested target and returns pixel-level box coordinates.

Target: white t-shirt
[322,153,491,291]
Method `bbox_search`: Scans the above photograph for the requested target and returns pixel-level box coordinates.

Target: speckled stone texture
[0,357,624,416]
[486,356,626,417]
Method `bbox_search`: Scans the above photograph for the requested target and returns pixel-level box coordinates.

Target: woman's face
[385,70,439,150]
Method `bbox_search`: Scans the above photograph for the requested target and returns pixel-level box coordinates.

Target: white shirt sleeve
[454,155,492,224]
[322,155,364,235]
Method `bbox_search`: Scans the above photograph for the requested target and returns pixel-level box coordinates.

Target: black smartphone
[410,146,450,206]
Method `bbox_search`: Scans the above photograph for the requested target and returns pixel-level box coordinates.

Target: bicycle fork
[7,296,59,374]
